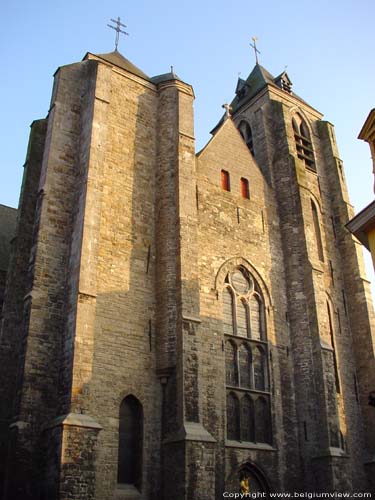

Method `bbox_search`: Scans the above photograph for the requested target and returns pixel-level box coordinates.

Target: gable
[197,118,267,191]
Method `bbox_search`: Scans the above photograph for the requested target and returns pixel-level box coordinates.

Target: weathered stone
[0,52,374,500]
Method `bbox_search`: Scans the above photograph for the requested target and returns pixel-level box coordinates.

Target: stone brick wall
[196,117,298,494]
[0,119,47,498]
[1,52,374,499]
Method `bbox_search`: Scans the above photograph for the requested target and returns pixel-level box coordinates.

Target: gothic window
[239,344,252,388]
[292,114,315,170]
[311,200,324,262]
[223,287,235,335]
[118,395,143,489]
[241,395,255,442]
[222,266,271,444]
[237,300,249,337]
[238,121,254,155]
[221,169,231,191]
[253,346,267,391]
[250,295,264,340]
[241,177,250,199]
[227,392,241,440]
[255,397,271,444]
[226,340,238,386]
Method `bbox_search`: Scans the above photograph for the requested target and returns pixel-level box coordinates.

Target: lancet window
[118,395,143,489]
[292,114,315,170]
[222,266,271,444]
[238,120,255,156]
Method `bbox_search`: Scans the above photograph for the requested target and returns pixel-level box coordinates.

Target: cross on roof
[107,17,129,52]
[250,36,261,64]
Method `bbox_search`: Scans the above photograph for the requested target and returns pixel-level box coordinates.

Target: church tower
[0,47,374,500]
[227,63,375,491]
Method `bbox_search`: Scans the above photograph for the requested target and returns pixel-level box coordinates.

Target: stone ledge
[114,484,141,499]
[45,412,103,430]
[225,440,277,451]
[182,314,202,324]
[163,421,216,444]
[320,339,334,351]
[312,447,349,460]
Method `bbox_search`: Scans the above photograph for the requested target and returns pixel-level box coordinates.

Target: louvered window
[292,114,315,170]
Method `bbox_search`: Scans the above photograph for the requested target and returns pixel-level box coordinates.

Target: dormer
[235,78,247,100]
[274,71,292,94]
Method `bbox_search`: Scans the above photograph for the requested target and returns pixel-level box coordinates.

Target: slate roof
[150,70,183,85]
[88,51,151,81]
[0,204,17,272]
[231,63,282,113]
[87,51,187,87]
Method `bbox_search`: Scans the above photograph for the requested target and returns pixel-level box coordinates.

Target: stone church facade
[0,50,374,500]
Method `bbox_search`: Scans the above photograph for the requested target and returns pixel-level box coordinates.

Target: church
[0,43,374,500]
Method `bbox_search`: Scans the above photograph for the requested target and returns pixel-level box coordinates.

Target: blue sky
[1,0,374,282]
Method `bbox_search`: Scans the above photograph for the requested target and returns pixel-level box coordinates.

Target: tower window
[241,178,250,199]
[222,266,271,444]
[221,170,230,191]
[292,114,315,170]
[118,395,143,489]
[238,121,254,156]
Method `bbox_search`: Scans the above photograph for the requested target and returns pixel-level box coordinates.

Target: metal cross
[107,17,129,52]
[222,103,232,118]
[250,36,261,64]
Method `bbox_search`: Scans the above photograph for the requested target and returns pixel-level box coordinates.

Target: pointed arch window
[238,120,254,155]
[292,114,315,170]
[223,287,235,335]
[311,200,324,262]
[227,392,241,440]
[237,300,249,337]
[253,346,267,391]
[225,341,238,386]
[255,397,271,444]
[118,395,143,489]
[239,344,252,388]
[241,395,255,442]
[250,295,264,340]
[222,266,271,444]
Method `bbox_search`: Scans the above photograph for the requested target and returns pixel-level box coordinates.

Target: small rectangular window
[221,170,230,191]
[240,178,250,199]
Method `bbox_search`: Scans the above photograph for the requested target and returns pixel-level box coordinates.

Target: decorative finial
[107,17,129,52]
[222,103,232,118]
[250,36,261,64]
[171,65,174,74]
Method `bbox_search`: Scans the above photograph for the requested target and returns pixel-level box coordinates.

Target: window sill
[226,440,276,451]
[115,484,141,497]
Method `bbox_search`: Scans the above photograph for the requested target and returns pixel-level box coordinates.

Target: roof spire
[107,16,129,52]
[250,36,261,64]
